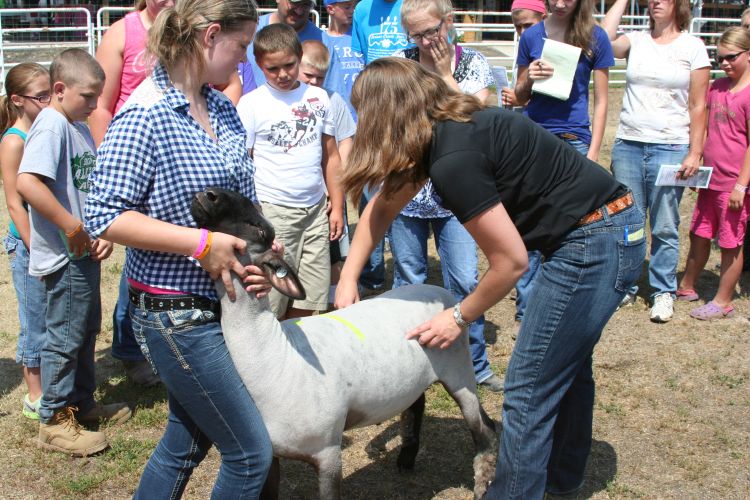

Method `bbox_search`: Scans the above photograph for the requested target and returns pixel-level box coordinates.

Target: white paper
[491,66,509,90]
[655,164,713,188]
[532,39,581,101]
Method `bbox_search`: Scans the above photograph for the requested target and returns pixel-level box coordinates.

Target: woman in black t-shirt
[334,58,646,498]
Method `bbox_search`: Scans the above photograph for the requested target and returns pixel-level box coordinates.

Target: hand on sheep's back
[406,308,463,350]
[334,278,360,309]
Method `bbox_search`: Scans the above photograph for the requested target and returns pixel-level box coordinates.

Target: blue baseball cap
[323,0,347,6]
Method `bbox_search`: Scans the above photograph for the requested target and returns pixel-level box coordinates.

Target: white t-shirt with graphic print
[616,31,710,144]
[237,82,335,207]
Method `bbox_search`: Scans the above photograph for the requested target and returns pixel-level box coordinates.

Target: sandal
[689,302,735,321]
[676,288,699,301]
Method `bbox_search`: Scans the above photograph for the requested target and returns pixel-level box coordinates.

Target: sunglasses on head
[715,50,747,64]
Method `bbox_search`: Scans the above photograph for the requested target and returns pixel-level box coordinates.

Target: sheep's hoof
[396,446,418,472]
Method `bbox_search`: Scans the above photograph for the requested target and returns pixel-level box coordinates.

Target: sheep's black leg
[260,457,280,500]
[397,392,425,472]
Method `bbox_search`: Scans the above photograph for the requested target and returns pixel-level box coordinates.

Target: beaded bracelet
[65,222,83,239]
[192,229,212,260]
[734,183,748,194]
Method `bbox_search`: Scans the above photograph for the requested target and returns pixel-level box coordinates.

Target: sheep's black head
[191,187,305,300]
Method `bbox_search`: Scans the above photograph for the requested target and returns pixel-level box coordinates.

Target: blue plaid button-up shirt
[85,64,257,299]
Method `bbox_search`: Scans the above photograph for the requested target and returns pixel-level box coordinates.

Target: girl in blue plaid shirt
[84,0,276,497]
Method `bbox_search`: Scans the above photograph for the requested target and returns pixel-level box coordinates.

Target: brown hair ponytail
[147,0,259,74]
[0,62,49,135]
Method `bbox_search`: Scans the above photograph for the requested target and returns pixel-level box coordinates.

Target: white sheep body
[218,277,495,498]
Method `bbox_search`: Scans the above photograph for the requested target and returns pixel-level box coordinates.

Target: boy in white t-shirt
[237,24,344,319]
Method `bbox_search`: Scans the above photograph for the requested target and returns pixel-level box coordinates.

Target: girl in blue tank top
[0,62,51,420]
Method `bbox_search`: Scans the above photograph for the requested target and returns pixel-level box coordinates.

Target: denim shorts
[3,234,46,367]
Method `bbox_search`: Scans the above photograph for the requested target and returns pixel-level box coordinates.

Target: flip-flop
[690,302,735,320]
[676,288,699,301]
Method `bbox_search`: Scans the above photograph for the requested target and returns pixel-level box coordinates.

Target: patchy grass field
[0,88,748,499]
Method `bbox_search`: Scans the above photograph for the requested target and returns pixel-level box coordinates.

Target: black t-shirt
[429,107,627,251]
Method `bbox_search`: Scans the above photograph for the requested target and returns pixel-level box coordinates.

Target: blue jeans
[560,137,590,157]
[389,214,493,383]
[131,303,273,499]
[39,258,101,422]
[358,186,386,290]
[486,204,645,499]
[112,270,145,361]
[611,139,688,298]
[514,250,542,322]
[4,234,46,368]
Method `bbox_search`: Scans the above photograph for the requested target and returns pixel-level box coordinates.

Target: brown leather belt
[577,192,634,227]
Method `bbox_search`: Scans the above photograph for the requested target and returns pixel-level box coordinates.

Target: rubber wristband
[195,231,213,261]
[734,183,748,194]
[192,229,209,259]
[65,222,83,238]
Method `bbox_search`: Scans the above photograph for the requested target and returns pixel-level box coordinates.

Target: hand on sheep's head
[191,187,306,300]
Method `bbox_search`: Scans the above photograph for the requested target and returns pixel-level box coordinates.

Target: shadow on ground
[276,416,492,499]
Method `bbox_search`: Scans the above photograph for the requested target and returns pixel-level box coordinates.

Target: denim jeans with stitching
[486,204,645,499]
[4,234,46,368]
[389,214,493,383]
[131,304,273,499]
[611,139,689,298]
[38,258,101,422]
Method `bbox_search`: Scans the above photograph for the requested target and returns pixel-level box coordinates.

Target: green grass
[50,437,154,496]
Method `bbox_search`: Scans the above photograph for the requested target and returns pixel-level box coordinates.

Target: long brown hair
[344,57,483,203]
[555,0,597,58]
[148,0,258,74]
[648,0,691,32]
[0,62,49,135]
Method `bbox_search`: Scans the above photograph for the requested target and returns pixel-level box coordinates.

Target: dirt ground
[0,88,748,499]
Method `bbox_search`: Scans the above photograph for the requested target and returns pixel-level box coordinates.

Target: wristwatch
[453,302,472,328]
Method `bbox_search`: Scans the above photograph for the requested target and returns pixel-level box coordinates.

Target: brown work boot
[37,407,108,457]
[77,401,132,425]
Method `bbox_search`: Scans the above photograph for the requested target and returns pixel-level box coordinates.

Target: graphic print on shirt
[368,16,408,54]
[267,98,322,153]
[71,151,95,193]
[710,100,734,125]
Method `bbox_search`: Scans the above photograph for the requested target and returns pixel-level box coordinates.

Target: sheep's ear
[258,252,306,300]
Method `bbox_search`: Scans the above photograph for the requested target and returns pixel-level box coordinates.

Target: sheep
[190,187,497,499]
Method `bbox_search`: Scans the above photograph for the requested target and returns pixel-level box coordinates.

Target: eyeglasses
[18,94,51,104]
[715,50,747,64]
[407,20,443,44]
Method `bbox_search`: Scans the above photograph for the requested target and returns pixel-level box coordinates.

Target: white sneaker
[650,293,674,323]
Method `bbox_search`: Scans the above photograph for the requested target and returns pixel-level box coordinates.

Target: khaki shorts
[261,197,330,316]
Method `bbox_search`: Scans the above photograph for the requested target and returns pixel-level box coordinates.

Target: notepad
[655,164,713,188]
[532,39,581,101]
[491,66,509,90]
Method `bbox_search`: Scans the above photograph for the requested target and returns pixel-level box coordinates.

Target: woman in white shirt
[602,0,709,323]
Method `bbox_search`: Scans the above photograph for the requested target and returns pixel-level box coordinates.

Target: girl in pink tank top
[116,10,151,113]
[90,1,174,147]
